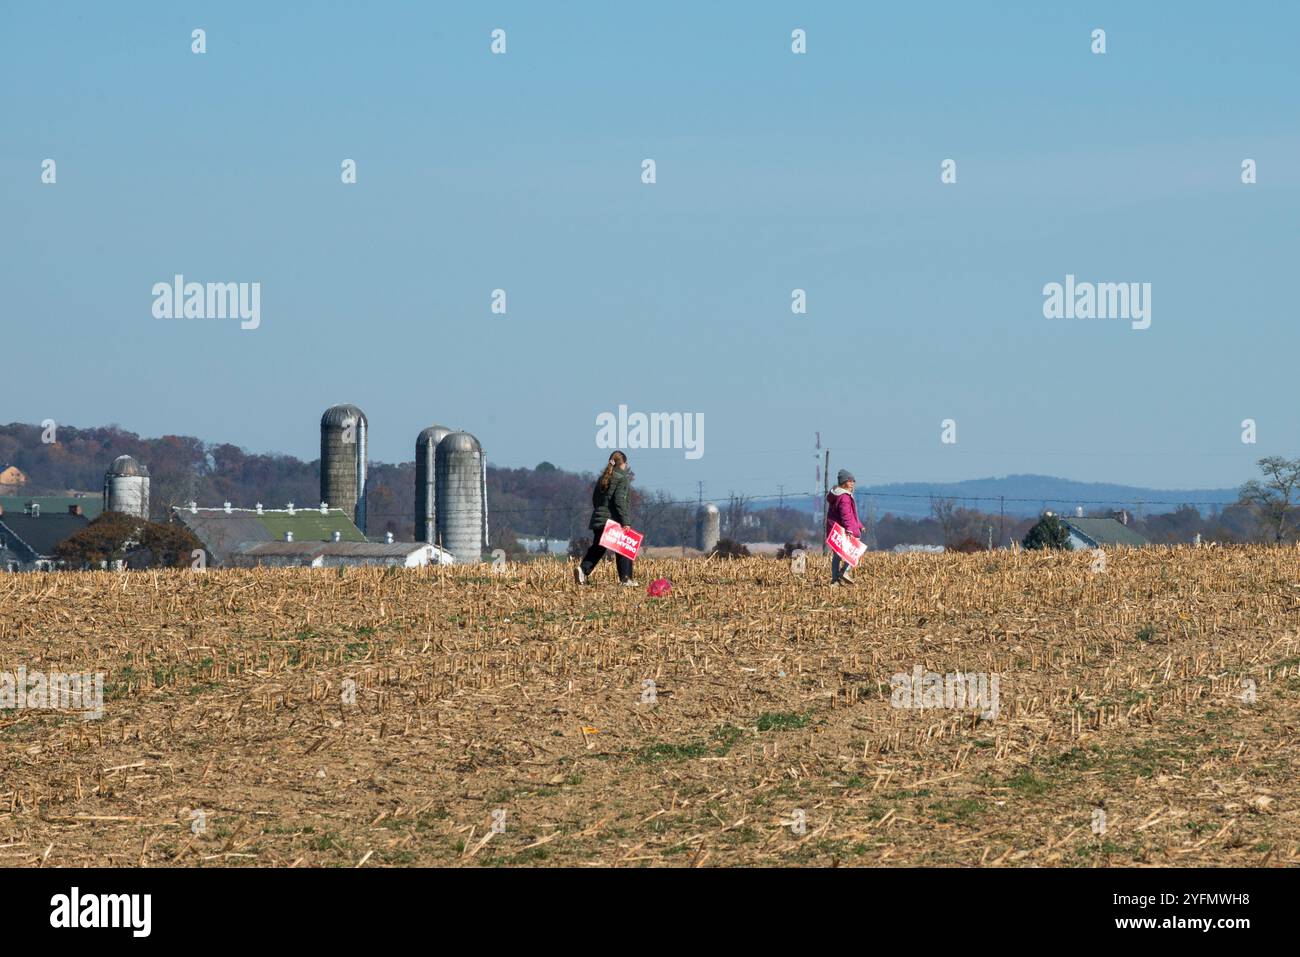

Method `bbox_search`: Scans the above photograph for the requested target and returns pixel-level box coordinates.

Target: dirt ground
[1,547,1297,867]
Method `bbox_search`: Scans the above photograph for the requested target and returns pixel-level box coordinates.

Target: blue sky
[3,1,1297,501]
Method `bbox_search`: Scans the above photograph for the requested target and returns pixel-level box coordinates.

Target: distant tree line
[4,424,1297,550]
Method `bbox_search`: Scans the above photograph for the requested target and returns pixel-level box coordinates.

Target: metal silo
[435,431,484,564]
[414,425,452,544]
[321,404,368,533]
[103,455,151,519]
[695,503,720,553]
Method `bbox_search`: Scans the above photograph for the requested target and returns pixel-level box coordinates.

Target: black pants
[580,530,634,580]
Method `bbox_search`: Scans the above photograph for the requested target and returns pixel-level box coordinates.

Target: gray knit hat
[837,469,855,485]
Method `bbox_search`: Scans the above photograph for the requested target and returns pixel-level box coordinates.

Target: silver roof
[108,454,150,477]
[321,404,368,428]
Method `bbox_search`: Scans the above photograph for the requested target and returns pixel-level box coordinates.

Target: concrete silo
[103,455,150,519]
[435,431,484,564]
[695,503,720,553]
[414,425,452,544]
[320,404,368,533]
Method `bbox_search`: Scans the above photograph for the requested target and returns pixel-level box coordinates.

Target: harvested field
[1,547,1297,867]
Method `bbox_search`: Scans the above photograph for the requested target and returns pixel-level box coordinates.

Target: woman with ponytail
[575,450,638,586]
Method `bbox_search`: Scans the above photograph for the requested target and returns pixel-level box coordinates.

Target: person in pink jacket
[825,469,863,585]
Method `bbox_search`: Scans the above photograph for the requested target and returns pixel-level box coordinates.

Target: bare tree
[930,495,959,547]
[673,503,695,555]
[1239,456,1300,543]
[724,491,752,541]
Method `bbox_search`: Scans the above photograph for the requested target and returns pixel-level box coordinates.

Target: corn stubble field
[1,547,1297,868]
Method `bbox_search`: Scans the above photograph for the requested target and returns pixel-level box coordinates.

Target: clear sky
[3,1,1297,501]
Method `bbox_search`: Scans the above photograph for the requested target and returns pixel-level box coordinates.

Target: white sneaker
[574,566,588,585]
[620,579,640,588]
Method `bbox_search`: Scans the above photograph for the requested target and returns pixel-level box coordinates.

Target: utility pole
[814,431,822,543]
[822,448,830,553]
[697,481,703,508]
[999,495,1005,548]
[778,484,784,510]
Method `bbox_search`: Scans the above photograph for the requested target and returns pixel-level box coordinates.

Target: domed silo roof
[321,404,368,428]
[109,454,150,478]
[438,431,481,453]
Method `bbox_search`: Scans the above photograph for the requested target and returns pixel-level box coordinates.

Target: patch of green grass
[788,837,853,863]
[308,831,350,853]
[638,741,710,762]
[756,711,809,732]
[264,823,315,836]
[1135,624,1157,643]
[1048,746,1102,771]
[720,826,761,845]
[636,724,746,763]
[484,845,551,865]
[1006,771,1050,796]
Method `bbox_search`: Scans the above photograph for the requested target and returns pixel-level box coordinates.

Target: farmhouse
[0,502,91,571]
[230,539,449,568]
[171,503,367,566]
[1060,515,1149,550]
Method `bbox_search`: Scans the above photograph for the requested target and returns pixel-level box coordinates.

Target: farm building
[0,495,102,521]
[0,502,90,571]
[1061,516,1149,550]
[171,503,367,566]
[229,539,449,568]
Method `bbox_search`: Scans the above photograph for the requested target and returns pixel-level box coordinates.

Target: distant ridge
[853,474,1240,519]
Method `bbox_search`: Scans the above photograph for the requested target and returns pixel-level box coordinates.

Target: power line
[417,487,1238,517]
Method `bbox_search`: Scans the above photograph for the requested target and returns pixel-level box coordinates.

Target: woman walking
[825,469,864,585]
[575,450,639,586]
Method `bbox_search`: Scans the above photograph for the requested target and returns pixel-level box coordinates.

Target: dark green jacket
[589,469,631,531]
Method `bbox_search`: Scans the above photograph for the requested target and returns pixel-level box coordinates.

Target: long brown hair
[597,450,627,491]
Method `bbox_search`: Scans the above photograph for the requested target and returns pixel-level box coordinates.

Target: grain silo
[695,502,720,553]
[103,455,150,519]
[435,431,484,564]
[320,404,368,533]
[414,425,452,544]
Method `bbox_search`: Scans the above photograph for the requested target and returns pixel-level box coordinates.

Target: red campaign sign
[826,522,868,568]
[599,520,644,560]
